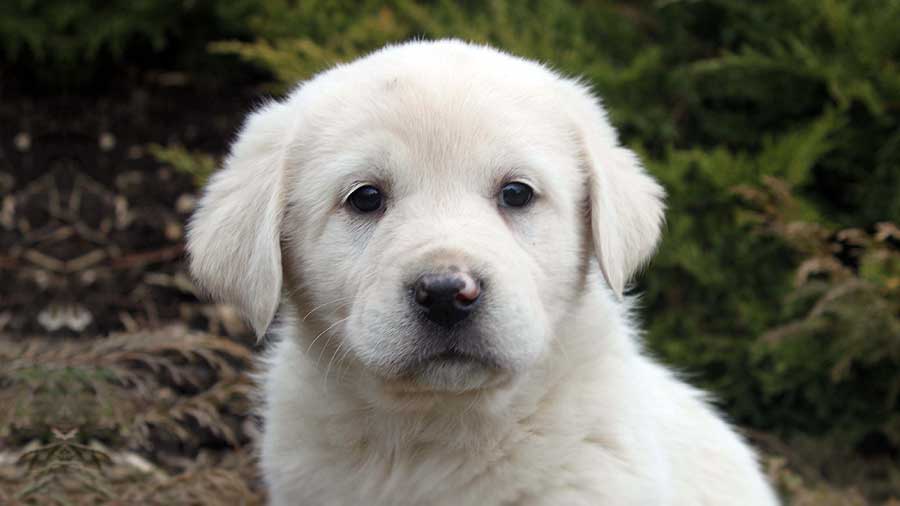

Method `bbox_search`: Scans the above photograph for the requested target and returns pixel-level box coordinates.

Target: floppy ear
[187,100,294,337]
[566,83,666,298]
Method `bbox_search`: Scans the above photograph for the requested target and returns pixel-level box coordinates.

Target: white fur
[188,40,779,505]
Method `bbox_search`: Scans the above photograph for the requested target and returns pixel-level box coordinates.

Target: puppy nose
[414,271,481,328]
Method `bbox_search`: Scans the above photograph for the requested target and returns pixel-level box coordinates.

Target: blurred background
[0,0,897,504]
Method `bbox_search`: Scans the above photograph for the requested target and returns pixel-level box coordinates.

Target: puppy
[188,40,779,505]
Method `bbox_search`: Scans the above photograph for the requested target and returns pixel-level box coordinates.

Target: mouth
[381,348,506,395]
[427,349,489,365]
[407,346,503,374]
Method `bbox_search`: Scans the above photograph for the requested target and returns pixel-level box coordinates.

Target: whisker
[305,316,350,355]
[316,332,337,369]
[303,297,353,321]
[336,345,355,385]
[323,340,346,393]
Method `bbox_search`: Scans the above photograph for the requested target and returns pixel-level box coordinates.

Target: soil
[0,78,261,339]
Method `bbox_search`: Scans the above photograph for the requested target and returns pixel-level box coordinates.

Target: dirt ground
[0,79,259,337]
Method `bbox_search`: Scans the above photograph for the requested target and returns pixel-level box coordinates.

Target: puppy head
[188,40,664,398]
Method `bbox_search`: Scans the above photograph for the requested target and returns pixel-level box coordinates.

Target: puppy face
[188,40,664,398]
[282,74,588,394]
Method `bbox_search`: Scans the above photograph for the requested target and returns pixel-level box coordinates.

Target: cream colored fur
[187,40,779,506]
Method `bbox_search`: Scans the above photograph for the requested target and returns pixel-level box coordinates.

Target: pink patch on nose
[456,275,480,303]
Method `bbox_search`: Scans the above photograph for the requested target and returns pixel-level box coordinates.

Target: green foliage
[739,180,900,498]
[209,1,599,92]
[0,0,257,84]
[630,0,900,453]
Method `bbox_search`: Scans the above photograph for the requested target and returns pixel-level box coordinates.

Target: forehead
[290,49,579,185]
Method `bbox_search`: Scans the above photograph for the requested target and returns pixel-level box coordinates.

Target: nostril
[414,283,433,307]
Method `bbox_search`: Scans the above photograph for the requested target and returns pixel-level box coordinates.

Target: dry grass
[764,455,896,506]
[0,326,264,505]
[0,442,264,505]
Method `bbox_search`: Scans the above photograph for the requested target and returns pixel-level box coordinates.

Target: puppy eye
[499,182,534,208]
[348,185,384,213]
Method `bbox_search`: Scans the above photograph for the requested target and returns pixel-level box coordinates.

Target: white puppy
[188,40,779,505]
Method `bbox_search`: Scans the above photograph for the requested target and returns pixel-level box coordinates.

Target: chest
[271,429,660,506]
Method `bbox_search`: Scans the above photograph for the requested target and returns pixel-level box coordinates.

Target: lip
[413,348,500,371]
[430,350,481,363]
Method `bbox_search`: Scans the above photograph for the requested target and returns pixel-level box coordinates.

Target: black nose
[413,271,481,328]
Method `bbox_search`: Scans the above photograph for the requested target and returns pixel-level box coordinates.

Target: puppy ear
[187,100,294,337]
[566,83,666,298]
